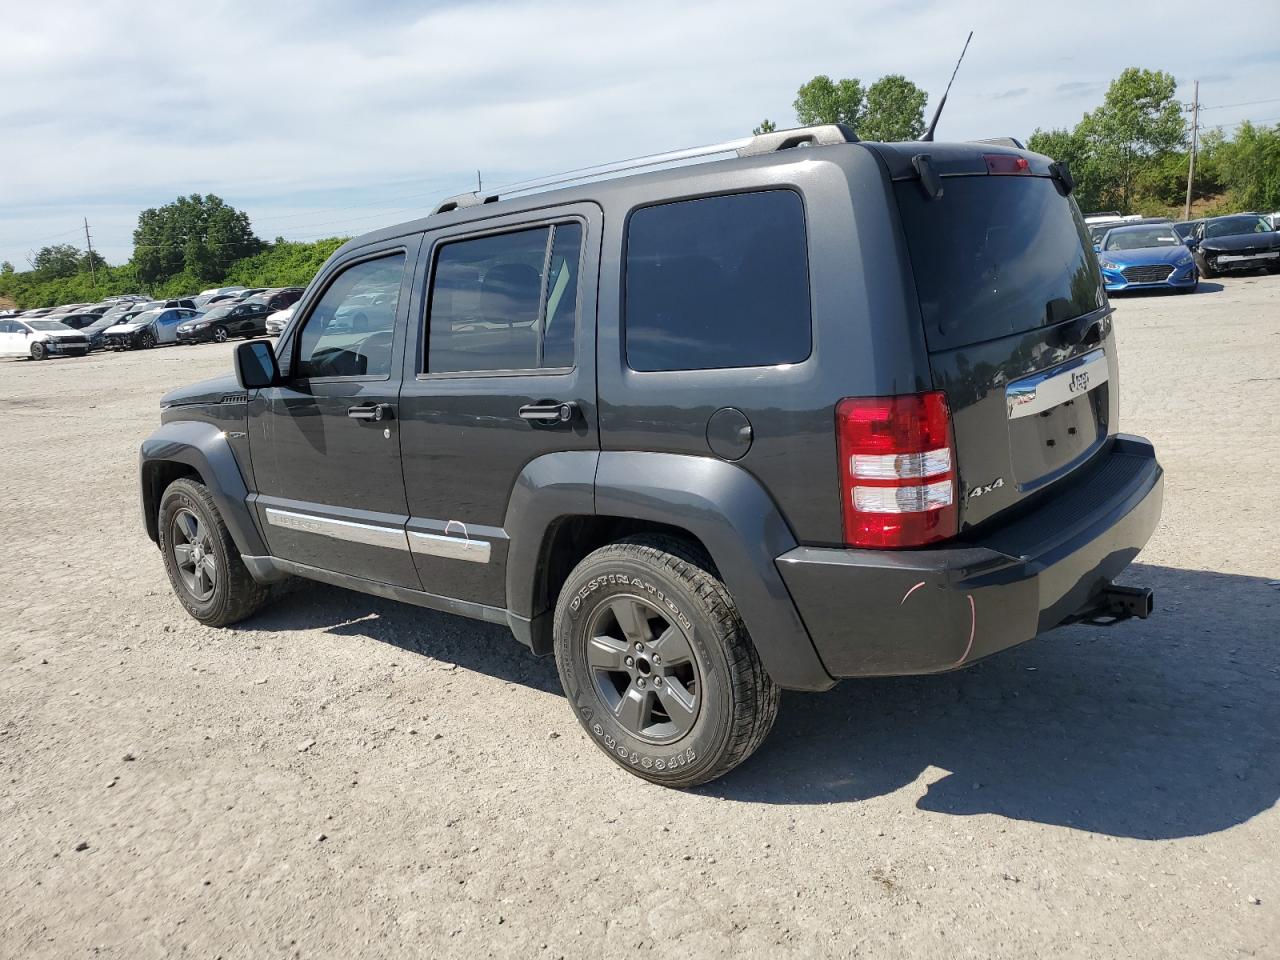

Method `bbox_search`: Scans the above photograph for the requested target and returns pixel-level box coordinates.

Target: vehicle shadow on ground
[232,587,563,696]
[233,563,1278,839]
[704,563,1280,839]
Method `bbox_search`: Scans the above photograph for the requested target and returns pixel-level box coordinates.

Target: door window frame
[284,238,420,385]
[413,210,590,381]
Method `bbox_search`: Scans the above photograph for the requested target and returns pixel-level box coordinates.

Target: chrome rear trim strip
[264,508,410,551]
[1007,348,1109,420]
[409,531,492,564]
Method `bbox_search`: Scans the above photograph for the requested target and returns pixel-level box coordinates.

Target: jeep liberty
[140,125,1162,786]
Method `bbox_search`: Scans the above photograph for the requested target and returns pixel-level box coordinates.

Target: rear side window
[624,190,811,372]
[895,176,1104,351]
[427,222,582,374]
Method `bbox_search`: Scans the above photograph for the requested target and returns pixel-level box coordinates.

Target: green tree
[1080,68,1185,211]
[753,119,777,135]
[1027,126,1103,211]
[793,75,865,127]
[29,243,83,278]
[132,194,262,285]
[1,261,14,276]
[860,74,927,141]
[1212,121,1280,212]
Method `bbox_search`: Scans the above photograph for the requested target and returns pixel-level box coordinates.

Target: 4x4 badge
[967,477,1005,500]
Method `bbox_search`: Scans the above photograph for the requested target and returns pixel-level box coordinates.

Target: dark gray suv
[139,125,1163,786]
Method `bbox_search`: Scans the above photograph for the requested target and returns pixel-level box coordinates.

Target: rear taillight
[836,392,958,548]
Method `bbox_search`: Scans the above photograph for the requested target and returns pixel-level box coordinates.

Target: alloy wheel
[213,326,228,343]
[585,595,702,744]
[171,508,217,602]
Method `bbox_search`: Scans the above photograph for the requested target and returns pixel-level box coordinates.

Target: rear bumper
[776,435,1163,677]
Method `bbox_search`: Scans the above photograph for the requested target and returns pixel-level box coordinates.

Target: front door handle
[347,403,395,422]
[518,400,577,424]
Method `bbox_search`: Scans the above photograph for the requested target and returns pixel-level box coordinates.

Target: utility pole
[83,217,98,290]
[1183,80,1199,222]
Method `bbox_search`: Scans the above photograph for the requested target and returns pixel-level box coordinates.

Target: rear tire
[553,534,779,787]
[158,477,270,626]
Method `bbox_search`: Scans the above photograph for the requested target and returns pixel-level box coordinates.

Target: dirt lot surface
[2,275,1278,959]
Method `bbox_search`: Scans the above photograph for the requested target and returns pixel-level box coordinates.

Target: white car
[265,305,294,336]
[0,317,90,360]
[102,307,200,350]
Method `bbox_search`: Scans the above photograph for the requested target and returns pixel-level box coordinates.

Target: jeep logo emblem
[1069,370,1090,393]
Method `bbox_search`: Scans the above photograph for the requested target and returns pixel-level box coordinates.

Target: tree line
[1028,67,1280,216]
[4,66,1277,309]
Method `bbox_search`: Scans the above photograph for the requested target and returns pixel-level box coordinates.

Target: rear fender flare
[503,450,834,691]
[593,452,833,691]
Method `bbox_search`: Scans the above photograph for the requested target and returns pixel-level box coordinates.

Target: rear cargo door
[892,169,1116,531]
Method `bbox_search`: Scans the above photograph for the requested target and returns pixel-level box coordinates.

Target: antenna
[921,30,973,142]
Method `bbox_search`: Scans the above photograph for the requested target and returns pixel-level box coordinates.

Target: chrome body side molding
[264,507,411,551]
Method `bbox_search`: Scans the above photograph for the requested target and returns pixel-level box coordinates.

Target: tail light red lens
[836,392,958,548]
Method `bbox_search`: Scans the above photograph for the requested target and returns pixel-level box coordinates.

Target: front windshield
[1205,216,1270,239]
[27,320,73,331]
[1105,227,1182,251]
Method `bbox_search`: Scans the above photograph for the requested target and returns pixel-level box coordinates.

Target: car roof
[334,131,1033,258]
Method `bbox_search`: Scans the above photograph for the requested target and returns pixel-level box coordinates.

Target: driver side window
[296,253,406,379]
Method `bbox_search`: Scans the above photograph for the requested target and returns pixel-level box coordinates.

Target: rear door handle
[518,400,577,424]
[347,403,395,421]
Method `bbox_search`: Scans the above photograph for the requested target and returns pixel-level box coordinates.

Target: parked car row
[1087,211,1280,294]
[0,286,303,360]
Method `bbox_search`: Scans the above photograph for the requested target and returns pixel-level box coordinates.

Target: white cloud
[2,0,1278,264]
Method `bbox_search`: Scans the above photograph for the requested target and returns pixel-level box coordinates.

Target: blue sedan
[1095,223,1199,294]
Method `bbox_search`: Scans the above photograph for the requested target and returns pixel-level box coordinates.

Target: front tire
[138,329,156,349]
[158,477,269,626]
[212,325,229,343]
[30,341,47,360]
[553,535,779,787]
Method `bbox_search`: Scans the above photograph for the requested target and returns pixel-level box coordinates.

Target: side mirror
[234,340,281,390]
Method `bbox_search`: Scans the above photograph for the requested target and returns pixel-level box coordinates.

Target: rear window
[895,176,1104,351]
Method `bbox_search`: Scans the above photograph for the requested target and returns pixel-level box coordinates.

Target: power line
[1198,96,1280,112]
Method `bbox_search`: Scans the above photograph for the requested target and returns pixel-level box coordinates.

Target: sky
[2,0,1278,268]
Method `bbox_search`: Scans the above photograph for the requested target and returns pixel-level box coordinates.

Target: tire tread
[559,534,780,787]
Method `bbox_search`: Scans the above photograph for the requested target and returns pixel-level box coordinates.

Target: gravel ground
[2,275,1278,959]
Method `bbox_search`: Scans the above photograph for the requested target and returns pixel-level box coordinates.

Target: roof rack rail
[971,136,1026,149]
[428,124,858,216]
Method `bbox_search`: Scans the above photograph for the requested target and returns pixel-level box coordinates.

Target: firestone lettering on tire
[568,574,693,631]
[589,720,695,769]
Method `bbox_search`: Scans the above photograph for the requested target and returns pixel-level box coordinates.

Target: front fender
[139,420,268,556]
